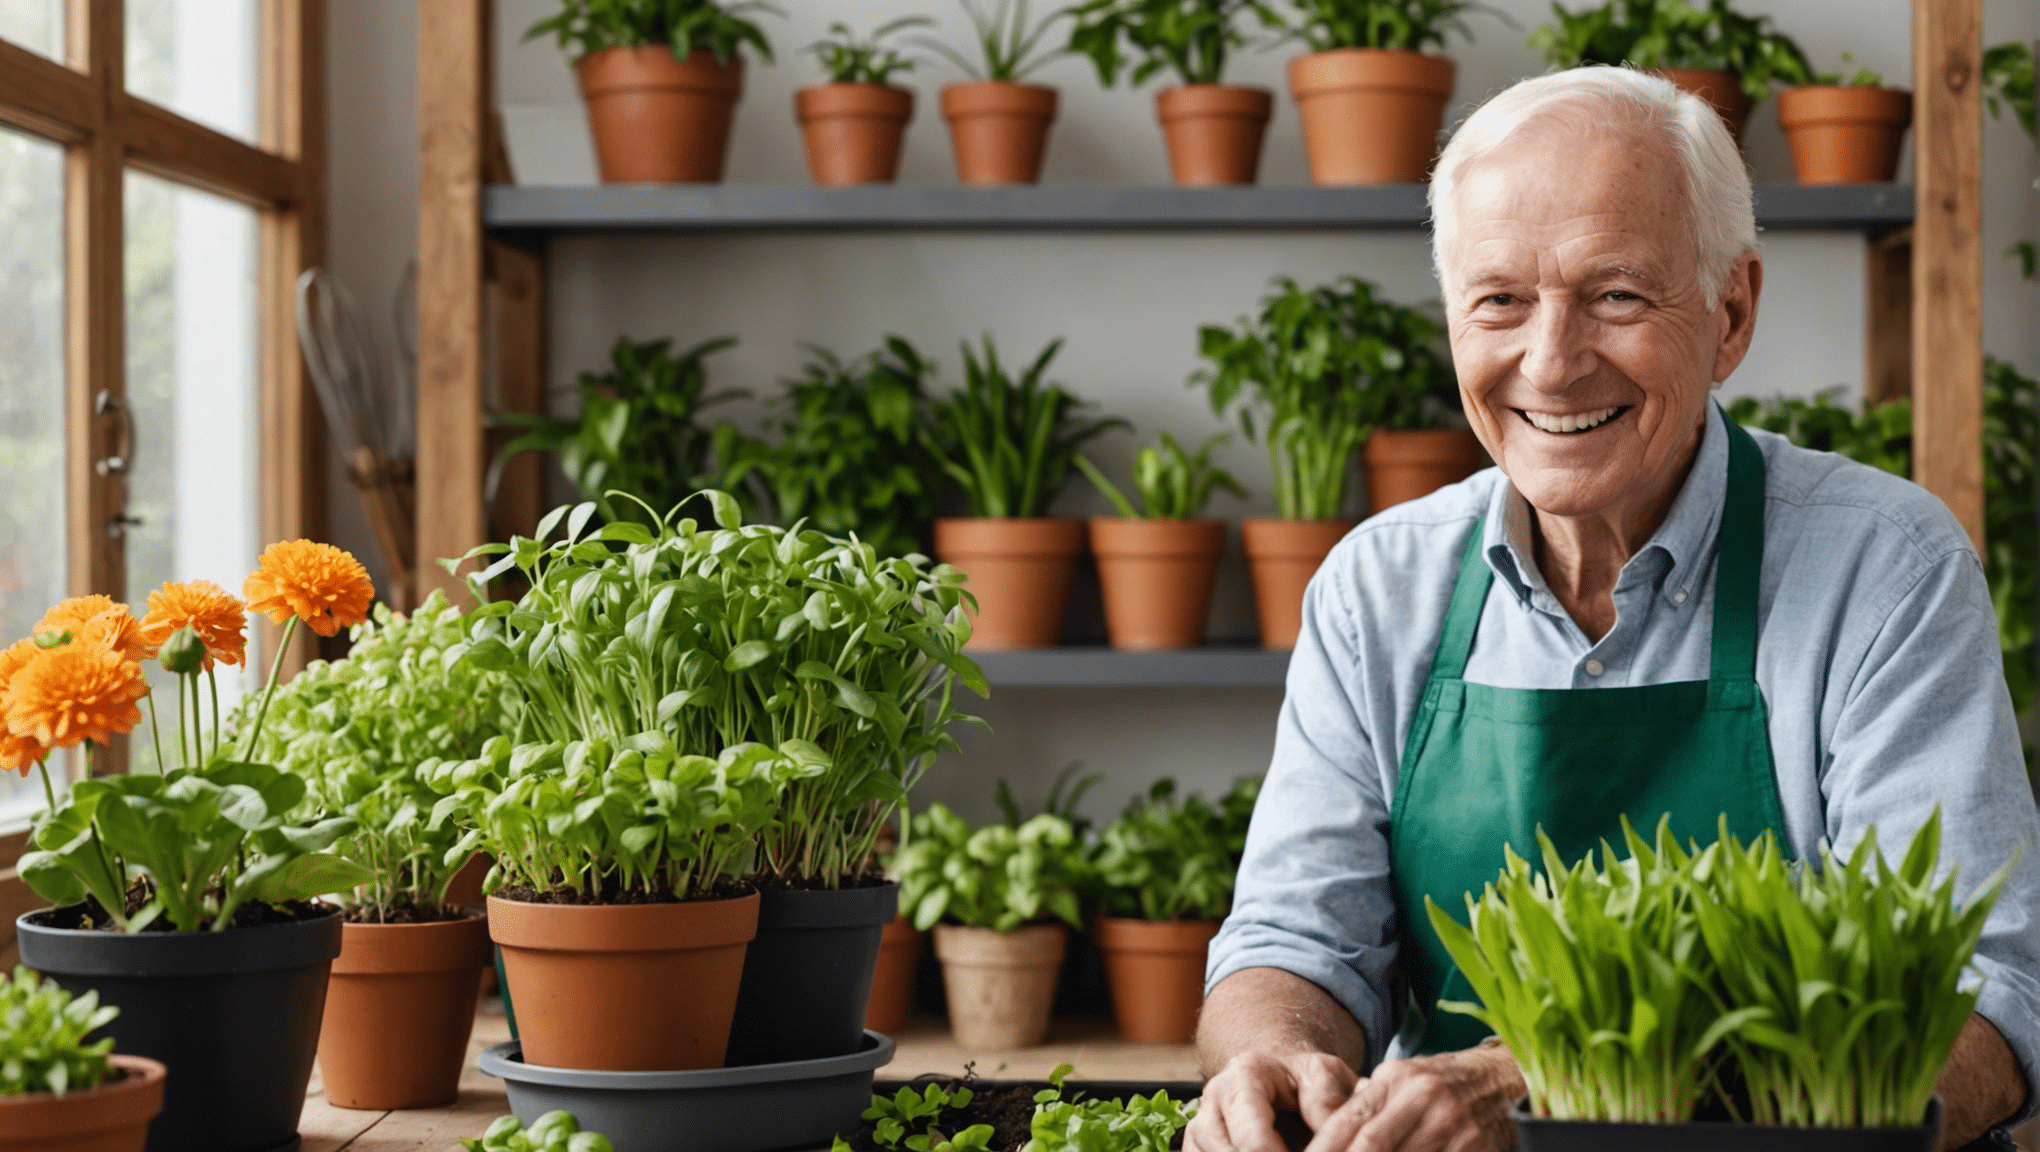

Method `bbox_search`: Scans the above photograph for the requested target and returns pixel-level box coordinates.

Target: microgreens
[464,1110,616,1152]
[1066,0,1281,89]
[526,0,779,66]
[0,966,118,1097]
[809,18,931,85]
[1026,1064,1195,1152]
[1076,432,1247,520]
[1530,0,1814,101]
[924,338,1128,519]
[916,0,1072,82]
[895,804,1088,932]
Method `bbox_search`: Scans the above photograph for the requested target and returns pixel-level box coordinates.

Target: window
[125,0,258,144]
[0,3,63,64]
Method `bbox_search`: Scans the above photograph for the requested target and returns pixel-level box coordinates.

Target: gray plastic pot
[725,881,898,1065]
[478,1030,897,1152]
[1513,1097,1943,1152]
[16,904,343,1152]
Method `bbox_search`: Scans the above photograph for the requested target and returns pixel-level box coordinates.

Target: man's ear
[1712,253,1764,385]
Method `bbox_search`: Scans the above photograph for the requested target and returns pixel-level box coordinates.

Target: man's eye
[1605,291,1641,303]
[1483,293,1516,307]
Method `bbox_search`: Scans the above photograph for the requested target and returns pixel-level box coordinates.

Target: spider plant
[923,337,1127,518]
[917,0,1073,82]
[808,17,931,85]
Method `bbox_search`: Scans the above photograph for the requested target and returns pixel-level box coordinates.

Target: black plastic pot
[725,881,898,1065]
[1513,1097,1943,1152]
[479,1030,897,1152]
[16,905,343,1152]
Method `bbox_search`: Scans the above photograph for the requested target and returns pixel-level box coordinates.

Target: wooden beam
[0,36,94,142]
[487,239,545,544]
[1864,227,1913,405]
[416,0,491,595]
[123,94,300,208]
[1911,0,1985,550]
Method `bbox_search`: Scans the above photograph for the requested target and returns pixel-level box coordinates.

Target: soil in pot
[1289,49,1454,184]
[1364,428,1488,515]
[1156,85,1274,186]
[1090,518,1226,650]
[578,46,743,184]
[942,82,1058,185]
[864,913,924,1035]
[726,882,899,1065]
[934,518,1086,650]
[1513,1097,1942,1152]
[932,923,1068,1050]
[1778,86,1912,184]
[1242,519,1357,650]
[316,912,492,1110]
[1094,916,1218,1044]
[841,1076,1213,1152]
[0,1054,165,1152]
[798,84,915,186]
[1657,68,1753,141]
[16,903,343,1152]
[488,889,760,1072]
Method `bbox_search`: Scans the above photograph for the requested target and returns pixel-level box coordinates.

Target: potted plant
[1777,56,1911,185]
[926,337,1126,649]
[1066,0,1283,185]
[1347,298,1486,513]
[528,0,778,184]
[248,591,517,1110]
[799,19,930,186]
[1428,812,1998,1147]
[1531,0,1813,142]
[0,966,165,1152]
[1280,1,1496,184]
[918,0,1072,184]
[895,804,1088,1049]
[1075,433,1247,650]
[8,549,379,1152]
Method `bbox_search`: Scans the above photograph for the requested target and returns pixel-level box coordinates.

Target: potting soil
[838,1073,1206,1151]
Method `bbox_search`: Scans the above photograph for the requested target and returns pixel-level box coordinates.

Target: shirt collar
[1483,402,1731,610]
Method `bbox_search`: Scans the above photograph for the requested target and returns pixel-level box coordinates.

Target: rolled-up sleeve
[1206,554,1404,1070]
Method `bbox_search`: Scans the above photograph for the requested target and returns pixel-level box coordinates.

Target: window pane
[0,128,67,818]
[124,170,260,772]
[126,0,258,144]
[0,2,64,62]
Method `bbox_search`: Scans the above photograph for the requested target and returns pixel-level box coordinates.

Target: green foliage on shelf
[1807,52,1882,89]
[924,337,1128,519]
[996,761,1103,838]
[1530,0,1813,101]
[896,803,1089,931]
[526,0,778,66]
[465,1111,616,1152]
[1197,276,1454,520]
[1985,41,2036,145]
[808,18,930,85]
[916,0,1072,82]
[1066,0,1280,88]
[1092,776,1258,921]
[1076,432,1247,519]
[1282,0,1499,54]
[248,592,521,921]
[0,967,117,1098]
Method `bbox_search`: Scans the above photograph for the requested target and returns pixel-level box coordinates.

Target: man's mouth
[1516,405,1631,434]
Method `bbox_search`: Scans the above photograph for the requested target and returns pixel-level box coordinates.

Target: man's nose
[1517,299,1594,395]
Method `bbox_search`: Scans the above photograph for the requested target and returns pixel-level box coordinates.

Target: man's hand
[1300,1045,1523,1152]
[1187,1045,1359,1152]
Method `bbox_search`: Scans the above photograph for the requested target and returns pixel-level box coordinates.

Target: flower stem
[239,616,298,761]
[176,670,191,770]
[145,692,166,773]
[35,758,55,809]
[207,667,221,760]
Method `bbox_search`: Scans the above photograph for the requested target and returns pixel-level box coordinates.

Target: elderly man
[1192,66,2040,1152]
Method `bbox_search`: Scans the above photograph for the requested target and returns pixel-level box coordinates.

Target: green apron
[1388,413,1792,1054]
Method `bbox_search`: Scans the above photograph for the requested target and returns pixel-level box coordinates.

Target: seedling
[0,967,117,1097]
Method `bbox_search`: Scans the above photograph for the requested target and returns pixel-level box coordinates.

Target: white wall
[327,0,2040,824]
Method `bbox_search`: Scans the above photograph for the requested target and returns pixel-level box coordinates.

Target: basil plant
[1093,777,1256,922]
[895,803,1088,932]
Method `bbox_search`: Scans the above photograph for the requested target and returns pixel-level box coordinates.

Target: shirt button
[1585,660,1605,677]
[1673,591,1688,604]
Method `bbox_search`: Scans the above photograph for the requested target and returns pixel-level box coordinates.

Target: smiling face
[1438,114,1761,527]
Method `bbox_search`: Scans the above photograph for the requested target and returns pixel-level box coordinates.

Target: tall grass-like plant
[1076,432,1246,519]
[808,18,930,85]
[925,337,1128,518]
[0,967,117,1097]
[917,0,1072,81]
[1530,0,1813,100]
[527,0,779,65]
[1066,0,1281,88]
[1283,0,1499,53]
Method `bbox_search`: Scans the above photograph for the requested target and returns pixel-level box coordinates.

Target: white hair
[1429,66,1757,309]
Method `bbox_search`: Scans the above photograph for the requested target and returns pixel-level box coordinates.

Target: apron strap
[1432,517,1497,682]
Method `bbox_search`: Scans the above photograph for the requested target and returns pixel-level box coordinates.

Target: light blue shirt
[1209,403,2040,1113]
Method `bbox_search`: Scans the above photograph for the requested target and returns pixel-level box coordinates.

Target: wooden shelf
[971,646,1290,689]
[483,183,1913,238]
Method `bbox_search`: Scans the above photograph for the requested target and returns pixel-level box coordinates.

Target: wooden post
[1863,227,1913,406]
[416,0,490,595]
[1911,0,1985,550]
[488,239,546,543]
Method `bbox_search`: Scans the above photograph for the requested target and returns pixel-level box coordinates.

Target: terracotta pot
[933,923,1068,1050]
[0,1054,165,1152]
[1364,428,1488,514]
[577,46,743,184]
[797,83,915,186]
[933,518,1086,649]
[316,914,492,1110]
[1242,518,1356,650]
[488,891,760,1071]
[1089,518,1227,650]
[1156,84,1273,186]
[941,82,1058,185]
[1289,49,1454,185]
[865,913,924,1035]
[1094,917,1219,1044]
[1778,86,1913,184]
[1656,68,1753,142]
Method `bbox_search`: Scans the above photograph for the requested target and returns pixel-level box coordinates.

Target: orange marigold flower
[0,638,50,777]
[36,595,153,664]
[140,580,248,671]
[3,641,149,750]
[243,540,375,639]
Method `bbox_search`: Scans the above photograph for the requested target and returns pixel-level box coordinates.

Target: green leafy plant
[1985,41,2035,145]
[809,18,931,85]
[443,493,985,892]
[1281,0,1500,54]
[1075,432,1247,519]
[837,1081,994,1152]
[1066,0,1280,88]
[1724,388,1910,475]
[464,1110,616,1152]
[1530,0,1814,100]
[526,0,778,66]
[924,337,1127,518]
[895,803,1088,931]
[1196,277,1454,520]
[1092,778,1239,921]
[995,761,1102,837]
[1025,1064,1195,1152]
[247,591,521,922]
[0,966,117,1097]
[1808,52,1882,88]
[917,0,1072,81]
